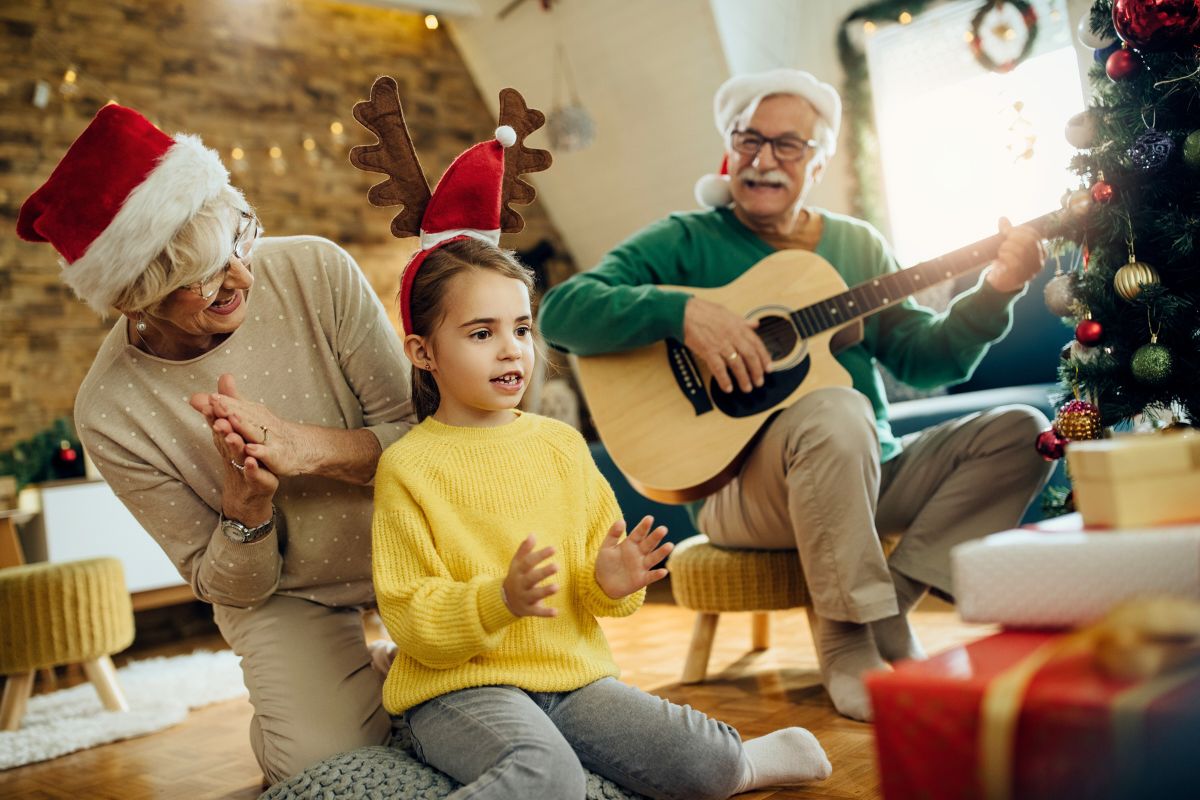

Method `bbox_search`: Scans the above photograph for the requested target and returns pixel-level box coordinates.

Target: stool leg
[682,612,719,684]
[751,612,770,651]
[83,656,129,712]
[1,671,35,731]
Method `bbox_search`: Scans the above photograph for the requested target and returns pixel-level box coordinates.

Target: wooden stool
[667,535,810,683]
[0,557,135,730]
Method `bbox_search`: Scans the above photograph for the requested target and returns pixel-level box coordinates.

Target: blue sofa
[589,265,1071,542]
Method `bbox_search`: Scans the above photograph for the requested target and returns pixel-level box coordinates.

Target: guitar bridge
[665,338,713,416]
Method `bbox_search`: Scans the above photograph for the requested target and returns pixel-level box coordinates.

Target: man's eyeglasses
[730,129,819,163]
[184,211,261,299]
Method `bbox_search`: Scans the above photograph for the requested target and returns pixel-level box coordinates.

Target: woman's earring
[135,317,148,333]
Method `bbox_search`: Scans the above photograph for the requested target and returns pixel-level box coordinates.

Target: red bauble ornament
[1075,318,1104,345]
[1112,0,1200,52]
[1035,428,1068,460]
[1091,180,1115,204]
[1106,46,1142,80]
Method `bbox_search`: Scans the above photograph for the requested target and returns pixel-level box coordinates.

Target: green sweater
[538,207,1024,463]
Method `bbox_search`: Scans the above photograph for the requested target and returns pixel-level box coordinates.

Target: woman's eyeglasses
[184,211,261,299]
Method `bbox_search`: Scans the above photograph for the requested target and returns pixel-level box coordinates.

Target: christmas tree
[1038,0,1199,510]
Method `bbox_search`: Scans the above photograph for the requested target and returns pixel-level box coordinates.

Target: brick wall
[0,0,573,452]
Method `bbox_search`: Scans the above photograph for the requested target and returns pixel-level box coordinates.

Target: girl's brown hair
[405,237,536,421]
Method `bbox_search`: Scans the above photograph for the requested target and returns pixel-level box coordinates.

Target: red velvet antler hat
[17,104,231,312]
[350,76,551,335]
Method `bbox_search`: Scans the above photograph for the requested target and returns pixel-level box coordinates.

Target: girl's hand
[192,374,305,477]
[503,535,559,617]
[594,516,673,600]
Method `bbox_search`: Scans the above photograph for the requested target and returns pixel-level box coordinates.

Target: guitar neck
[790,209,1062,337]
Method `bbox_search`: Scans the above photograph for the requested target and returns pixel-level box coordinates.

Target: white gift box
[952,522,1200,628]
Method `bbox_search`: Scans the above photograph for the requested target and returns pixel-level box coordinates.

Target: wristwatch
[220,506,277,544]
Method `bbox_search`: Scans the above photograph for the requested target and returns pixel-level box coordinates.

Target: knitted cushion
[667,535,809,613]
[261,723,645,800]
[0,557,135,674]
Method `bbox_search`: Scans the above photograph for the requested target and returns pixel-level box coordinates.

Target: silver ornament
[547,104,596,153]
[1043,273,1076,317]
[1077,15,1116,49]
[1064,110,1097,149]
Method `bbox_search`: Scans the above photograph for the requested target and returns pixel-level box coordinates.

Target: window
[866,0,1083,265]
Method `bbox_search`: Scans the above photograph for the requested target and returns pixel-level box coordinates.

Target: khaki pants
[699,387,1054,623]
[213,594,390,784]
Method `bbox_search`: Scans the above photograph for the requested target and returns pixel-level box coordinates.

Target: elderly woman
[17,104,413,783]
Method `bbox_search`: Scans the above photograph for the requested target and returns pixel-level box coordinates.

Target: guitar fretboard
[790,210,1063,338]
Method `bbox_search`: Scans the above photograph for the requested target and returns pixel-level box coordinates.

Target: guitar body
[572,250,856,504]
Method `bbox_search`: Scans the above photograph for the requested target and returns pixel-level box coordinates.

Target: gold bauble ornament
[1053,399,1102,440]
[1113,261,1160,301]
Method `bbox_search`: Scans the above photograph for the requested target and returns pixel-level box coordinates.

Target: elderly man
[537,69,1056,721]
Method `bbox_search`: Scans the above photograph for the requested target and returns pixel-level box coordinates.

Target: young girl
[371,237,833,799]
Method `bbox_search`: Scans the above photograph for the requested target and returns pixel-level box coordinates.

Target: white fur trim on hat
[419,227,502,250]
[714,69,842,155]
[63,133,230,313]
[694,173,732,208]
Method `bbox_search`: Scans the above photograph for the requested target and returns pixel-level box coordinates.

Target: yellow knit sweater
[372,412,645,714]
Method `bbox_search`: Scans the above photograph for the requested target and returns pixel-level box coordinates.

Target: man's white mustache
[737,167,792,188]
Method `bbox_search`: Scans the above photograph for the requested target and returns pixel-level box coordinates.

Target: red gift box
[865,631,1200,800]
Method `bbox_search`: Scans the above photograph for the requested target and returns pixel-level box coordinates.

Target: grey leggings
[405,678,745,800]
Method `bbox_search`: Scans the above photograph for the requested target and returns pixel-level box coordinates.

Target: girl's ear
[404,334,433,371]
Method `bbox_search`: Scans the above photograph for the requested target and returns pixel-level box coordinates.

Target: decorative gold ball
[1054,399,1102,441]
[1113,261,1160,301]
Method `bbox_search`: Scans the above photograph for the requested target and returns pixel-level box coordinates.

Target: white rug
[0,650,247,770]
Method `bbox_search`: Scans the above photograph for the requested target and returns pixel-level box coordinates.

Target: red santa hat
[397,125,516,336]
[694,68,842,208]
[17,104,231,313]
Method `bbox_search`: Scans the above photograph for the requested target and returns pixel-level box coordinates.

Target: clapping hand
[190,373,301,476]
[503,535,559,618]
[594,516,673,600]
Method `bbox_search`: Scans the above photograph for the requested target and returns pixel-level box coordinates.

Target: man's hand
[683,297,772,394]
[594,516,673,600]
[503,535,559,617]
[985,217,1045,293]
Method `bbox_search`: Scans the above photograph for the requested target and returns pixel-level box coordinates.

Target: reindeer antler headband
[350,76,551,335]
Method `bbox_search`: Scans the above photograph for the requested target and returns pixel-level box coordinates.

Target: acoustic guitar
[571,209,1068,504]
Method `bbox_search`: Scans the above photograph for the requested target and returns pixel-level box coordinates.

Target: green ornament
[1185,130,1200,170]
[1131,341,1172,384]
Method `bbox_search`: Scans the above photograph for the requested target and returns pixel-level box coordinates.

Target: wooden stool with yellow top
[0,505,134,730]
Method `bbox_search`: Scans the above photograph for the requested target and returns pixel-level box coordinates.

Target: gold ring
[259,426,269,444]
[725,351,739,362]
[231,459,246,471]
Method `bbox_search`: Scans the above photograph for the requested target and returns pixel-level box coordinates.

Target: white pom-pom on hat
[495,125,517,147]
[694,173,732,208]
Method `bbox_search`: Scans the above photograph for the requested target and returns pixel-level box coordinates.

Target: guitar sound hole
[755,315,797,360]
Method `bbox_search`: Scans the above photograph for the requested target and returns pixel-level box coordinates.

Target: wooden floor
[0,584,996,799]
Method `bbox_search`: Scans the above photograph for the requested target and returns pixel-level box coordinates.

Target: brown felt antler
[498,88,553,234]
[349,76,431,239]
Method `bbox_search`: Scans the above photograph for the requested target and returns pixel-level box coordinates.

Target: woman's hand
[985,217,1046,293]
[502,535,559,618]
[367,639,399,676]
[211,416,277,525]
[191,374,306,477]
[683,297,772,394]
[594,516,673,600]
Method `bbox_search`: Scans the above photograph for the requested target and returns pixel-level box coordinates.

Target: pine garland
[0,418,85,491]
[1061,0,1200,426]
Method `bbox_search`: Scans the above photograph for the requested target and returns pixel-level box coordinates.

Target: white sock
[734,727,832,792]
[869,569,928,664]
[807,608,888,722]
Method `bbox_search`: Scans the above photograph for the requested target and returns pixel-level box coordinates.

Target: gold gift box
[1066,431,1200,528]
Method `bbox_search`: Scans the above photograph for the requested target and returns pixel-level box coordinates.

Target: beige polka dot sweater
[372,412,645,714]
[76,236,414,609]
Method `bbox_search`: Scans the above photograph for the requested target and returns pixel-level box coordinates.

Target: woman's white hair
[113,185,250,314]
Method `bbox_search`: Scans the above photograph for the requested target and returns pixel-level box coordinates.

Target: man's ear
[404,334,433,370]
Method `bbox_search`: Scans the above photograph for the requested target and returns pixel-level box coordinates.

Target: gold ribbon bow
[980,596,1200,800]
